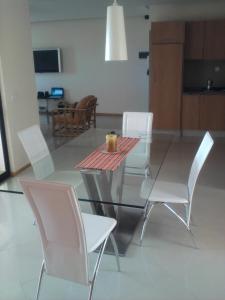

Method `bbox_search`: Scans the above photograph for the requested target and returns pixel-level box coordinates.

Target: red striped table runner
[75,137,140,171]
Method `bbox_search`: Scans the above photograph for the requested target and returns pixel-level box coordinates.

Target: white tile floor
[0,116,225,300]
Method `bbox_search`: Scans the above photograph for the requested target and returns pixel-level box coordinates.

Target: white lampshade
[105,0,128,61]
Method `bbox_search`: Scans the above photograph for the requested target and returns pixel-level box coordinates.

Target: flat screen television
[33,48,62,73]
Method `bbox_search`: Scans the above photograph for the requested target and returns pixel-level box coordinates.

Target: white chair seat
[125,154,148,169]
[149,181,189,204]
[82,213,117,253]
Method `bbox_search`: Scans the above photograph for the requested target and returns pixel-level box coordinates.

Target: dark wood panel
[200,95,225,130]
[151,21,185,44]
[184,21,204,60]
[182,94,200,129]
[150,44,183,129]
[204,20,225,60]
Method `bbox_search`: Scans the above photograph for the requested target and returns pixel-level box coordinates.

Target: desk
[38,97,63,124]
[0,128,173,255]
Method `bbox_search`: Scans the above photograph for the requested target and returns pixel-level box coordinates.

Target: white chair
[19,178,120,300]
[140,131,214,244]
[18,125,51,164]
[18,125,81,186]
[122,112,153,177]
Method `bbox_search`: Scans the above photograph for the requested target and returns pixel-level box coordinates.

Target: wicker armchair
[52,95,97,136]
[85,96,97,128]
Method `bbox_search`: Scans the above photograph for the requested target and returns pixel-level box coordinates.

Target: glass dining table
[0,128,174,255]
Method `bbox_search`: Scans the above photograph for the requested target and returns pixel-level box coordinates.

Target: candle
[106,132,117,152]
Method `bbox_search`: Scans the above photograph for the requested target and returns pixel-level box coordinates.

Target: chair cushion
[149,181,189,204]
[82,213,116,253]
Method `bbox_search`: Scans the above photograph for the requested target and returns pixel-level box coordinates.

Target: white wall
[150,2,225,22]
[0,0,40,172]
[32,17,149,113]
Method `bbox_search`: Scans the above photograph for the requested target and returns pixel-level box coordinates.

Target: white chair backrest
[122,112,153,138]
[188,132,214,201]
[123,112,153,155]
[19,178,89,285]
[32,155,55,179]
[18,125,50,164]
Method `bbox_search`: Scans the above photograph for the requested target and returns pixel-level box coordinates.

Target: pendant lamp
[105,0,128,61]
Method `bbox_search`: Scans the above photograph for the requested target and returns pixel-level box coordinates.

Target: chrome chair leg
[164,203,198,248]
[36,260,45,300]
[110,234,120,272]
[164,203,188,228]
[140,202,154,245]
[187,227,198,249]
[185,203,194,226]
[143,201,150,219]
[185,203,189,221]
[145,165,152,178]
[88,236,109,300]
[144,166,149,178]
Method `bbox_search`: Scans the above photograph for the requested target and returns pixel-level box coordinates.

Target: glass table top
[0,128,174,209]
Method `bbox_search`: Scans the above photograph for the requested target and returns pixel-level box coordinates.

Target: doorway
[0,93,10,182]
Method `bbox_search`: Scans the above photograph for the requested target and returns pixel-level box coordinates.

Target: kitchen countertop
[183,87,225,95]
[183,91,225,95]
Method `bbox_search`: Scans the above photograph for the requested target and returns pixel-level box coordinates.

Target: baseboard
[182,130,225,137]
[152,129,181,136]
[96,112,122,117]
[11,163,30,177]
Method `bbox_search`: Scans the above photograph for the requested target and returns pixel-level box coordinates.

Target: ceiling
[29,0,225,22]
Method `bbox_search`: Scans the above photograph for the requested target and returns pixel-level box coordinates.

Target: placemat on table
[75,137,139,171]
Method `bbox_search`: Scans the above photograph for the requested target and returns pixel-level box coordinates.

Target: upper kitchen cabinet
[151,21,185,44]
[184,21,204,59]
[204,20,225,60]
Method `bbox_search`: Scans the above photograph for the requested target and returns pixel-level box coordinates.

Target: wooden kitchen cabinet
[150,44,183,129]
[204,20,225,59]
[199,94,225,130]
[150,19,225,131]
[182,94,200,129]
[151,21,185,44]
[184,21,204,60]
[184,20,225,60]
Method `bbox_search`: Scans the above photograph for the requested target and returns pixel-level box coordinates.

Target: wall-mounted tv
[33,48,62,73]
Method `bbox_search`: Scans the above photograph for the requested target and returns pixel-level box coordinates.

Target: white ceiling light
[105,0,128,61]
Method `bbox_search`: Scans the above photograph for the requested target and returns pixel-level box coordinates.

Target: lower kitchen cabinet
[200,95,225,130]
[182,94,225,131]
[182,94,200,129]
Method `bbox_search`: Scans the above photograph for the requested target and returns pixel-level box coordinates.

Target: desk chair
[19,179,120,300]
[122,112,153,177]
[140,132,214,244]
